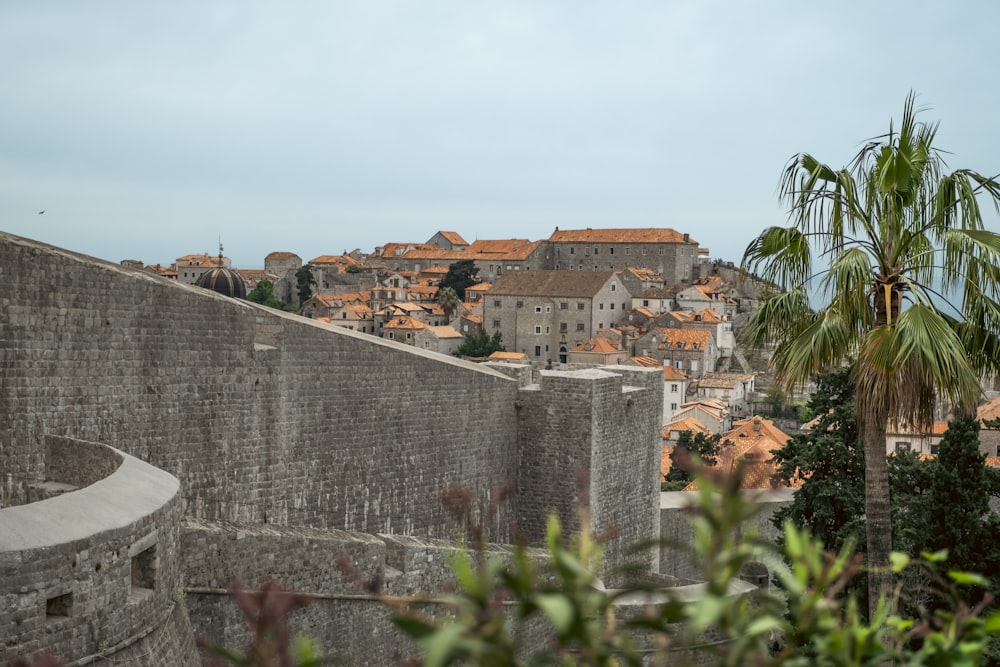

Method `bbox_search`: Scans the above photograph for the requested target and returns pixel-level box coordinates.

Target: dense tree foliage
[246,279,294,311]
[295,264,315,304]
[742,93,1000,612]
[771,367,866,557]
[440,259,481,301]
[663,430,722,491]
[454,331,504,358]
[437,285,461,323]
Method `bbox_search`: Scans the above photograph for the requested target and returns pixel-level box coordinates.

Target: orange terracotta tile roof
[572,337,620,353]
[437,231,469,246]
[466,282,492,292]
[385,315,427,330]
[656,328,712,350]
[548,228,697,245]
[692,308,723,322]
[265,251,300,260]
[467,239,538,258]
[978,396,1000,424]
[625,266,663,281]
[463,314,483,324]
[662,366,688,381]
[426,325,463,339]
[698,372,753,390]
[630,356,660,368]
[488,351,529,361]
[685,416,795,491]
[342,304,374,318]
[634,307,656,318]
[665,416,710,436]
[490,270,618,298]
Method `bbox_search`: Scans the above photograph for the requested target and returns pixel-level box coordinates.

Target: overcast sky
[2,2,998,269]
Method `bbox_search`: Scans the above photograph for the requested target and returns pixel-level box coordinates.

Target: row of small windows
[556,246,661,256]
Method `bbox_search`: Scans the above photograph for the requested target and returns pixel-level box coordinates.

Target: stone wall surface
[0,437,197,665]
[0,232,668,665]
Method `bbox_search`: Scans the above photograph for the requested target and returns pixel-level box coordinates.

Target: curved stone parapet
[1,436,198,666]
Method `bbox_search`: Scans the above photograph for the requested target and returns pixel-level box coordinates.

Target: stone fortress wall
[0,231,663,665]
[0,436,198,664]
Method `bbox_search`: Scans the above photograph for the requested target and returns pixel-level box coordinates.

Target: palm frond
[741,226,812,289]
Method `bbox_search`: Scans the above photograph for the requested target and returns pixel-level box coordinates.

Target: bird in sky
[38,210,44,214]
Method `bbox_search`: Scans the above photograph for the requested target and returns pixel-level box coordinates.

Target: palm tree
[437,285,461,324]
[741,92,1000,615]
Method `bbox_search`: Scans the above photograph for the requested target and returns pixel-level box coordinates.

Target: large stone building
[535,227,702,285]
[484,270,631,364]
[0,231,665,666]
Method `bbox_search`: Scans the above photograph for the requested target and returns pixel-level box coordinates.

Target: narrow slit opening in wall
[131,545,157,590]
[46,592,72,618]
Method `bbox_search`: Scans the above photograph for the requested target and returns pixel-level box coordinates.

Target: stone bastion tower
[0,231,664,665]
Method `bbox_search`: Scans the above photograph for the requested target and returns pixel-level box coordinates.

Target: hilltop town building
[484,270,631,364]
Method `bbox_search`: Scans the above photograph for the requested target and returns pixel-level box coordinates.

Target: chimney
[683,233,690,242]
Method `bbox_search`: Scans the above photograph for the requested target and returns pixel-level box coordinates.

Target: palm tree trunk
[861,412,893,619]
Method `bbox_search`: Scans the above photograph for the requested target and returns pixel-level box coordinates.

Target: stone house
[536,227,701,285]
[634,327,717,378]
[264,251,303,303]
[329,303,376,334]
[427,230,469,251]
[566,337,628,366]
[484,270,632,365]
[383,314,427,345]
[675,277,738,318]
[172,252,231,285]
[670,398,732,434]
[380,239,542,284]
[631,356,690,424]
[696,372,756,417]
[631,286,680,314]
[414,325,465,356]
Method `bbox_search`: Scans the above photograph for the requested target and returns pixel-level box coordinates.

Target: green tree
[771,367,866,559]
[663,430,722,491]
[295,264,315,304]
[246,279,293,311]
[437,285,461,323]
[440,259,481,301]
[916,416,1000,585]
[742,92,1000,613]
[455,331,504,358]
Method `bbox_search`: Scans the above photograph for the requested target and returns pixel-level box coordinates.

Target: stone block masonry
[0,231,666,665]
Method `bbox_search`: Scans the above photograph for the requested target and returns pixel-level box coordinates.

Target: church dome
[196,265,247,299]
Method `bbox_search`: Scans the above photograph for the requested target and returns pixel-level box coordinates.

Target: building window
[611,283,616,292]
[516,300,523,308]
[594,265,598,271]
[545,326,550,334]
[535,306,542,313]
[625,247,631,255]
[576,322,585,331]
[599,304,604,310]
[570,247,575,255]
[546,305,551,313]
[535,326,542,334]
[895,441,912,453]
[534,345,541,357]
[930,444,939,455]
[493,320,501,328]
[560,322,567,332]
[670,383,679,392]
[577,303,585,310]
[406,333,412,340]
[609,247,614,255]
[642,299,649,307]
[47,592,73,618]
[493,299,501,308]
[610,303,615,310]
[642,248,648,255]
[659,247,665,255]
[621,302,626,310]
[388,332,394,339]
[560,302,568,310]
[671,403,678,411]
[556,247,560,255]
[594,247,599,255]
